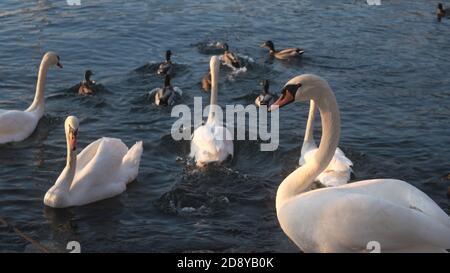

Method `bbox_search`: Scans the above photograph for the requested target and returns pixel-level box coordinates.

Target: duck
[255,80,277,107]
[78,70,98,95]
[220,43,241,69]
[201,71,211,92]
[270,74,450,253]
[190,56,234,167]
[0,52,62,144]
[157,50,173,75]
[149,74,182,106]
[44,116,143,208]
[260,40,304,60]
[299,99,353,187]
[437,3,449,22]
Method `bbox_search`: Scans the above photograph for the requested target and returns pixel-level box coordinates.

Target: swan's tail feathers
[122,141,143,184]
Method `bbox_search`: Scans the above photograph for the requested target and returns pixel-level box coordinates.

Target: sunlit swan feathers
[190,56,233,167]
[271,74,450,253]
[0,52,62,144]
[299,99,353,187]
[44,116,143,208]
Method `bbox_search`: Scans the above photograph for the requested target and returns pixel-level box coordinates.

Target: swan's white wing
[316,193,450,252]
[71,138,128,193]
[190,125,220,165]
[339,179,450,229]
[212,125,234,161]
[0,110,38,144]
[76,138,103,171]
[119,140,143,184]
[280,183,450,252]
[190,123,233,166]
[301,146,352,187]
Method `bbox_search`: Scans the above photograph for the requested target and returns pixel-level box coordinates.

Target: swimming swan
[270,74,450,252]
[44,116,143,208]
[190,56,233,167]
[0,52,62,144]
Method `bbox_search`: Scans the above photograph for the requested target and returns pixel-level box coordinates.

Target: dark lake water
[0,0,449,252]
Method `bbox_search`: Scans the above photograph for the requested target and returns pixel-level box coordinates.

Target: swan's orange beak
[269,90,294,111]
[57,62,63,68]
[69,130,77,151]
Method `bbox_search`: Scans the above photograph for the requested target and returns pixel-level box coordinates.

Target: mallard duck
[150,74,182,106]
[201,71,211,92]
[437,3,449,22]
[221,43,241,69]
[260,40,304,60]
[157,50,173,75]
[78,70,98,95]
[255,80,277,107]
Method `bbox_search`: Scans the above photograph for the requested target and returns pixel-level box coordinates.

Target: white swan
[0,52,62,144]
[44,116,143,208]
[190,56,233,167]
[299,99,353,187]
[270,74,450,253]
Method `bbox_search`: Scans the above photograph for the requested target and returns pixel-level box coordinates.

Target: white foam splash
[367,0,381,6]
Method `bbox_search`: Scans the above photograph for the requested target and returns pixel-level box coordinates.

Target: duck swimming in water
[437,3,449,22]
[220,43,241,69]
[201,71,211,92]
[157,50,173,75]
[260,40,304,60]
[255,80,277,107]
[150,74,182,106]
[78,70,98,95]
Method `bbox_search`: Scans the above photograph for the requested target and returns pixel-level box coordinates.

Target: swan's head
[210,55,220,73]
[260,40,274,50]
[270,74,330,111]
[43,52,63,68]
[165,50,172,61]
[65,116,79,151]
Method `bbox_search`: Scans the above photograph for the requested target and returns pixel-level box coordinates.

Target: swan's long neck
[303,100,317,147]
[276,90,341,212]
[207,61,219,123]
[26,57,50,117]
[54,134,77,193]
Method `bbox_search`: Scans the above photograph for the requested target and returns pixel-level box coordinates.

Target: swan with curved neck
[0,52,62,144]
[299,99,353,187]
[44,116,143,208]
[190,56,233,167]
[271,74,450,252]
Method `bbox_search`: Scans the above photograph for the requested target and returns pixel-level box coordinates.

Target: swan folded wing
[70,138,128,193]
[316,171,351,187]
[315,193,450,252]
[190,125,221,163]
[0,110,37,143]
[212,125,234,159]
[119,141,143,184]
[340,179,450,229]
